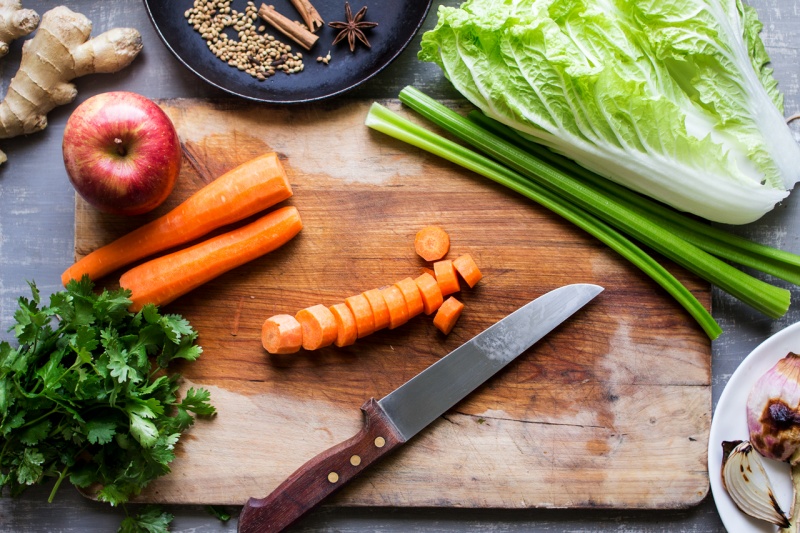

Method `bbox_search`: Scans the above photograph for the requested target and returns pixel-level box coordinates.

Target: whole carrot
[62,152,293,286]
[120,206,302,312]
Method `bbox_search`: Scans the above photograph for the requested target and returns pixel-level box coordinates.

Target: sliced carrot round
[414,226,450,262]
[363,288,390,331]
[433,296,464,335]
[395,277,423,318]
[296,304,338,350]
[433,259,460,296]
[414,272,444,315]
[330,303,358,347]
[345,293,376,338]
[262,314,303,354]
[380,285,410,329]
[453,253,482,288]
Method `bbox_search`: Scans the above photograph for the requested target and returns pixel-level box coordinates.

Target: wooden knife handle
[237,398,406,533]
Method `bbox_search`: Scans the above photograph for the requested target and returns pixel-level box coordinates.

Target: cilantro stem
[47,464,70,503]
[364,101,722,339]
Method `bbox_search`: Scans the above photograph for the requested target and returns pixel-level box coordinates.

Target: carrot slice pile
[296,304,338,350]
[258,226,485,354]
[62,152,293,285]
[262,314,303,354]
[120,205,302,312]
[433,297,464,335]
[414,226,450,261]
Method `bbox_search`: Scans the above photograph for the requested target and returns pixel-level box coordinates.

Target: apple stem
[114,138,126,156]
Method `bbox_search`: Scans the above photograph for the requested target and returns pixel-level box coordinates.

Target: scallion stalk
[468,111,800,286]
[396,86,790,320]
[365,102,723,339]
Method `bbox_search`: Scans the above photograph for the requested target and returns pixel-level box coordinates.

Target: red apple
[62,91,181,216]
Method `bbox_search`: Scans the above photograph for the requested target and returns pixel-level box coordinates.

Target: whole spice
[258,3,318,51]
[329,2,378,52]
[185,0,304,79]
[289,0,323,32]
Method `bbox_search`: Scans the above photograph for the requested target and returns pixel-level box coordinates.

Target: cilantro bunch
[0,277,215,508]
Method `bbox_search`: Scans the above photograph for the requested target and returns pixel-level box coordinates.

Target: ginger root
[0,6,143,164]
[0,0,38,57]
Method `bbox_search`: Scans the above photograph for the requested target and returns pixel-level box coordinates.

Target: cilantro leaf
[119,505,173,533]
[17,448,44,485]
[180,388,216,416]
[86,419,118,445]
[19,420,51,445]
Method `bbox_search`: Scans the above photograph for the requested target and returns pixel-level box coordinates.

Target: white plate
[709,321,800,532]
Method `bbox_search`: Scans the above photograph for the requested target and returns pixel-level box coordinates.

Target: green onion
[395,86,790,320]
[365,102,723,340]
[468,111,800,286]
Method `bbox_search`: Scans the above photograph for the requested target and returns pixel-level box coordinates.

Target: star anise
[329,2,378,53]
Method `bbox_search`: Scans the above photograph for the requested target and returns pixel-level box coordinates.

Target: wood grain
[73,98,712,509]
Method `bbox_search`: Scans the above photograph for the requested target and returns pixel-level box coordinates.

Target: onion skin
[746,352,800,463]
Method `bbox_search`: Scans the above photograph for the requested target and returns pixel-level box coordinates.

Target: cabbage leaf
[419,0,800,224]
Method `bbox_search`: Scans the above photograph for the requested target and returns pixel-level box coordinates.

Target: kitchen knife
[238,283,603,533]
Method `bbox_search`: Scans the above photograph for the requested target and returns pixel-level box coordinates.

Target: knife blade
[238,283,603,533]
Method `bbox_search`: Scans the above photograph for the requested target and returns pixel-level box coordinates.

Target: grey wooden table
[1,0,798,531]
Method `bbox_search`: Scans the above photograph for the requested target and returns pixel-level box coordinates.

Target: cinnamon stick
[258,4,318,51]
[290,0,323,33]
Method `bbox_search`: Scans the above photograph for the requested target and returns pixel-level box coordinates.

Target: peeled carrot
[414,272,444,315]
[380,285,409,329]
[363,288,390,331]
[120,205,302,312]
[395,277,423,317]
[62,152,293,286]
[414,225,450,262]
[330,303,358,347]
[433,259,460,296]
[433,296,464,335]
[261,314,303,354]
[345,293,376,338]
[296,304,338,350]
[453,253,482,288]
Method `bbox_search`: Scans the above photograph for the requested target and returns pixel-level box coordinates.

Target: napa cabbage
[419,0,800,224]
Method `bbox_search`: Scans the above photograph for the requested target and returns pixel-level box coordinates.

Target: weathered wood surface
[74,99,712,508]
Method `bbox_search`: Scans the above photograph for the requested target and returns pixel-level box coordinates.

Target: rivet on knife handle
[237,398,406,533]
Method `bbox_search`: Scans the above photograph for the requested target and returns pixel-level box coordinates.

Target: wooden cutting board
[73,98,712,509]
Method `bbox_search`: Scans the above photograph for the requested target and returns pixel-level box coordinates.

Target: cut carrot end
[433,259,460,296]
[433,296,464,335]
[414,272,444,315]
[414,225,450,262]
[296,304,338,351]
[330,303,358,347]
[380,285,410,329]
[345,293,376,338]
[262,314,303,354]
[453,253,482,288]
[363,288,390,331]
[395,277,424,318]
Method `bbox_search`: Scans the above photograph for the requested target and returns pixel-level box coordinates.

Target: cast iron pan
[143,0,433,104]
